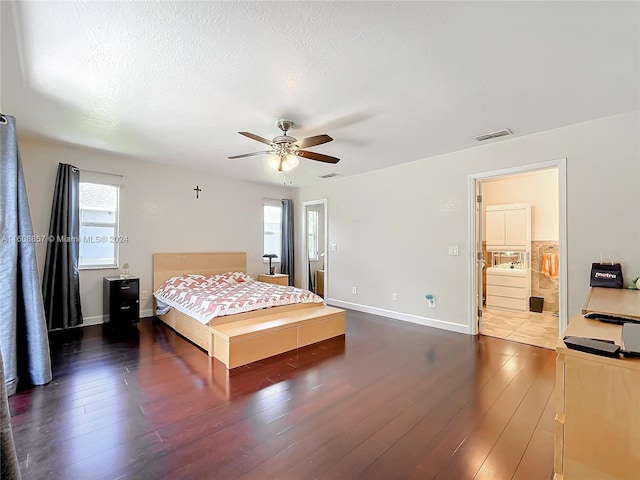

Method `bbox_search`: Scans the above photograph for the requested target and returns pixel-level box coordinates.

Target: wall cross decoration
[193,185,202,199]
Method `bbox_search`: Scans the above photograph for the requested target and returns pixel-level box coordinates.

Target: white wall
[482,169,559,241]
[20,137,290,323]
[295,112,640,333]
[20,111,640,331]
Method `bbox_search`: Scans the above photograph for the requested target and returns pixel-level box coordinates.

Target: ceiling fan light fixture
[285,154,299,169]
[230,119,340,169]
[268,152,299,172]
[268,155,281,170]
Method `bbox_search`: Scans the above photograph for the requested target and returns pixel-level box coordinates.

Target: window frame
[307,208,319,261]
[78,181,120,270]
[263,199,282,263]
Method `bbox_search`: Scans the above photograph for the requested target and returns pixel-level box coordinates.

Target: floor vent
[474,128,513,142]
[319,173,339,179]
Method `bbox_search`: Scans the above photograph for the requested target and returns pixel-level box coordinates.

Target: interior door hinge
[478,308,483,317]
[476,194,482,203]
[477,252,483,261]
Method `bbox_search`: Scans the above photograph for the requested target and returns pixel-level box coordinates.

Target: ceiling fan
[228,119,340,171]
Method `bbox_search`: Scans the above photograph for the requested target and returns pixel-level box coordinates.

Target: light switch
[331,243,337,251]
[448,246,459,255]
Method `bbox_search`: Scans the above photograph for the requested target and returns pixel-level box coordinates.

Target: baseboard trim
[80,303,470,335]
[80,309,153,327]
[82,315,105,327]
[326,299,471,335]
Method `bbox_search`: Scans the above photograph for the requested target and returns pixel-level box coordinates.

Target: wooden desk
[582,286,640,318]
[555,290,640,479]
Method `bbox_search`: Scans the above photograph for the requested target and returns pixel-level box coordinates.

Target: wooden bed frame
[152,252,346,369]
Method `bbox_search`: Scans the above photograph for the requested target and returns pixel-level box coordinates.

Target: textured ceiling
[1,1,638,187]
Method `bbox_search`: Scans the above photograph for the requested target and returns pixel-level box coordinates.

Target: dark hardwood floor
[8,311,555,480]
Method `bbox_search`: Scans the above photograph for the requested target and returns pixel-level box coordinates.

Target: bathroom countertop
[486,266,529,276]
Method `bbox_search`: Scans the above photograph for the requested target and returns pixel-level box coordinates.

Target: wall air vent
[473,129,513,142]
[319,173,339,179]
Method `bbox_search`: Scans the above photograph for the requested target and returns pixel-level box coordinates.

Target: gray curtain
[0,344,21,479]
[281,199,294,285]
[0,114,52,397]
[42,163,83,330]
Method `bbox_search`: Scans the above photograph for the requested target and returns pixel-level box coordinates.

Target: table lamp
[263,253,278,275]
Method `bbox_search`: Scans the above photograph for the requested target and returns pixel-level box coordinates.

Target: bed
[152,252,346,369]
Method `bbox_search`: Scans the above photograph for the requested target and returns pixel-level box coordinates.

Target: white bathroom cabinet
[485,204,531,251]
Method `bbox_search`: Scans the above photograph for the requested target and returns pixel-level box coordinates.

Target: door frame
[468,158,568,336]
[301,199,328,297]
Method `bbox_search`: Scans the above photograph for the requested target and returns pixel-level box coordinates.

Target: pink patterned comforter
[153,273,323,324]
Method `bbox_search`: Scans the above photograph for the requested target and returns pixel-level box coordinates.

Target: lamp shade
[263,253,278,275]
[268,155,280,170]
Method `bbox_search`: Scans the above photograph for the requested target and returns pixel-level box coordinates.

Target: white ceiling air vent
[319,173,339,179]
[473,128,513,142]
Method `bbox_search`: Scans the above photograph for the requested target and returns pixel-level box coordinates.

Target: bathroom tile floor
[481,308,559,350]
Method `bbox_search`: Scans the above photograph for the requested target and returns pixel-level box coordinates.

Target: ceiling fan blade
[228,150,274,159]
[293,134,333,149]
[238,132,274,146]
[298,150,340,164]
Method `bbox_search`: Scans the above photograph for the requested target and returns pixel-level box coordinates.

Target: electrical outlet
[352,287,357,295]
[425,294,436,307]
[142,291,149,300]
[392,293,398,301]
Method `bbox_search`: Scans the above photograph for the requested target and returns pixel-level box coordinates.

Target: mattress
[153,272,323,324]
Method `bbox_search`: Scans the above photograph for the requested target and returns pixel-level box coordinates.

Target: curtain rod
[73,167,123,178]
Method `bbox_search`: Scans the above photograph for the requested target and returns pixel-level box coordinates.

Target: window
[79,182,119,268]
[307,208,319,261]
[263,200,282,262]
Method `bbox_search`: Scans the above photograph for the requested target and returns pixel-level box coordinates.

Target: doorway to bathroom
[470,160,567,350]
[302,199,328,299]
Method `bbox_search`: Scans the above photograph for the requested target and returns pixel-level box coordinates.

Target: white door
[476,180,484,332]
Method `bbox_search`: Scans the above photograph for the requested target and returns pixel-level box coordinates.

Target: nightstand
[257,273,289,286]
[103,276,140,331]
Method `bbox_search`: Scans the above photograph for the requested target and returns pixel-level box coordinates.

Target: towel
[541,252,559,278]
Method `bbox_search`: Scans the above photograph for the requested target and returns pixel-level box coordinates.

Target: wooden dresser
[554,288,640,479]
[316,270,324,297]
